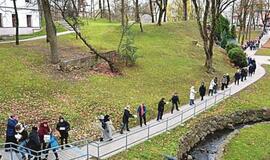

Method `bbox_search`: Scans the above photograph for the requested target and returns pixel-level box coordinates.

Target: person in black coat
[234,70,241,85]
[225,73,230,88]
[56,116,70,149]
[157,98,167,121]
[120,105,134,134]
[170,93,180,114]
[27,126,41,160]
[199,82,206,101]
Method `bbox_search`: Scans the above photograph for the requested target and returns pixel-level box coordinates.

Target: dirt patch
[262,39,270,48]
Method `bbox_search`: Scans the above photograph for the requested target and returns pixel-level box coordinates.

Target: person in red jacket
[38,121,51,152]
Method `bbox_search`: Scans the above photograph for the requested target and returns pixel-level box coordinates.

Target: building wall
[0,0,41,36]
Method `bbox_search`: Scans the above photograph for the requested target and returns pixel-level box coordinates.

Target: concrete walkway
[0,31,74,44]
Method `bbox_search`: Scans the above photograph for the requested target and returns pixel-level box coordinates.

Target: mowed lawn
[0,20,235,141]
[256,48,270,56]
[222,123,270,160]
[109,65,270,160]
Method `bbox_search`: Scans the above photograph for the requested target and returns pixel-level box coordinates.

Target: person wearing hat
[43,130,60,160]
[120,105,135,134]
[225,73,230,88]
[56,116,70,149]
[27,126,41,160]
[15,123,29,160]
[189,86,197,106]
[5,114,18,152]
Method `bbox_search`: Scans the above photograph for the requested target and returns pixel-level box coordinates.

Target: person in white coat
[208,79,215,96]
[189,86,197,106]
[96,115,105,142]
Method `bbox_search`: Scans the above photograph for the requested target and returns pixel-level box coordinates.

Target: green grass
[256,48,270,56]
[222,123,270,160]
[0,20,235,141]
[109,65,270,160]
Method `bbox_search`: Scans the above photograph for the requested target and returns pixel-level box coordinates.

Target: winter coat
[226,75,230,84]
[158,100,166,111]
[190,88,196,100]
[234,72,241,80]
[38,123,50,143]
[103,120,114,141]
[56,120,70,138]
[209,80,215,90]
[17,130,28,143]
[199,85,206,96]
[122,109,133,123]
[222,76,227,84]
[170,95,180,104]
[27,130,41,151]
[137,105,147,116]
[6,117,18,137]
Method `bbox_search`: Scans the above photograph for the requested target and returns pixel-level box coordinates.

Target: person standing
[43,131,59,160]
[103,115,115,141]
[120,105,135,134]
[137,103,147,127]
[15,123,28,160]
[225,73,230,88]
[170,93,180,114]
[208,79,215,96]
[38,121,50,152]
[97,115,105,141]
[157,98,167,121]
[234,70,241,85]
[27,126,41,160]
[199,82,206,101]
[221,75,227,90]
[213,77,218,94]
[189,86,197,106]
[5,115,18,152]
[56,116,70,149]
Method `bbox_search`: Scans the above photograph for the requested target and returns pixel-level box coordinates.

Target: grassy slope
[0,20,234,141]
[110,65,270,160]
[222,123,270,160]
[256,48,270,56]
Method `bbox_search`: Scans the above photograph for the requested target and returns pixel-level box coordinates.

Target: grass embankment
[222,123,270,160]
[256,48,270,56]
[0,20,234,142]
[110,65,270,159]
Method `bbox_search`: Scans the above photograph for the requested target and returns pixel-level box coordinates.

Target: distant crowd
[242,32,264,50]
[3,58,258,159]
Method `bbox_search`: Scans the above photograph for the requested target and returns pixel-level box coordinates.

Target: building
[0,0,41,36]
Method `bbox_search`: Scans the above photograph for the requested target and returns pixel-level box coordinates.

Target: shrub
[228,47,247,67]
[226,43,240,53]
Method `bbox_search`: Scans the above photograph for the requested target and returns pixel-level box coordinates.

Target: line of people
[5,115,70,160]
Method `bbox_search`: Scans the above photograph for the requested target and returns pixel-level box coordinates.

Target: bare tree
[156,0,166,25]
[107,0,112,21]
[149,0,154,23]
[121,0,125,26]
[12,0,19,45]
[41,0,59,64]
[191,0,236,71]
[182,0,188,20]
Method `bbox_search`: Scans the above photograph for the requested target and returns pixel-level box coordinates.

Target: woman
[27,126,41,160]
[38,121,51,152]
[103,115,115,141]
[15,123,28,160]
[199,82,206,101]
[208,79,215,96]
[189,86,197,106]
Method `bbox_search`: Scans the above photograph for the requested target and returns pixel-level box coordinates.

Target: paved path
[0,31,74,44]
[80,32,270,159]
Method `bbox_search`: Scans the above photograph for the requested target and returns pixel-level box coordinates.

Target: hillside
[0,20,235,142]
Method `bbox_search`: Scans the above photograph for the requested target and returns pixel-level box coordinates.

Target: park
[0,0,270,159]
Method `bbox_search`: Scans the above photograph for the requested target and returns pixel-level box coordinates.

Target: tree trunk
[135,0,140,22]
[102,0,105,17]
[183,0,188,21]
[99,0,103,18]
[163,0,167,22]
[157,9,163,25]
[12,0,19,45]
[231,1,235,25]
[121,0,125,26]
[41,0,59,64]
[149,0,154,23]
[107,0,111,22]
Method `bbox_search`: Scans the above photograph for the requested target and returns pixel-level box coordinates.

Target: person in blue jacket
[5,115,18,151]
[43,131,59,160]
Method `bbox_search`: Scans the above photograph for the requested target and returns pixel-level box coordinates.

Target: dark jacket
[170,95,180,104]
[137,105,147,116]
[27,129,41,151]
[234,72,241,80]
[199,85,206,96]
[226,75,230,84]
[122,109,133,123]
[6,117,18,137]
[18,130,28,143]
[56,121,70,137]
[158,100,166,111]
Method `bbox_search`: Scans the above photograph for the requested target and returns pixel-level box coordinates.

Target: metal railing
[0,87,232,160]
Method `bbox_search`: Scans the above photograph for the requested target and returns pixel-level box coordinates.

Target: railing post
[229,87,232,96]
[147,125,150,139]
[97,142,100,159]
[214,94,217,104]
[205,99,207,110]
[223,90,226,99]
[166,118,169,131]
[10,147,13,160]
[181,110,184,123]
[193,104,196,116]
[86,141,89,160]
[125,133,128,150]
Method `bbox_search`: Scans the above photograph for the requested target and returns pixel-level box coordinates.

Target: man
[225,73,230,88]
[157,98,167,121]
[170,93,180,114]
[5,115,18,152]
[234,70,241,85]
[221,75,227,90]
[199,82,206,101]
[120,105,135,134]
[137,103,147,127]
[56,116,70,149]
